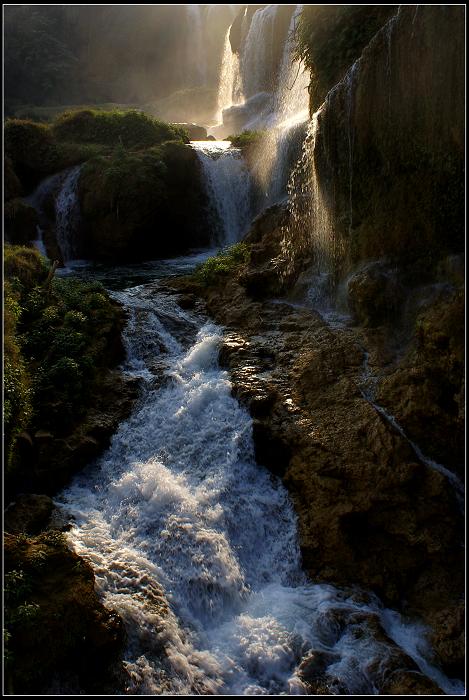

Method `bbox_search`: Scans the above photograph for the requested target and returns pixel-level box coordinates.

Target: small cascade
[57,275,464,696]
[33,225,48,258]
[23,170,66,259]
[281,110,341,303]
[192,141,252,247]
[54,165,83,263]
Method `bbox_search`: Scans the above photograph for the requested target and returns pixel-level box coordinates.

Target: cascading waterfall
[281,110,341,308]
[249,5,310,205]
[212,5,310,209]
[192,141,252,247]
[215,28,244,124]
[23,171,64,258]
[57,271,464,696]
[55,165,83,263]
[240,5,278,100]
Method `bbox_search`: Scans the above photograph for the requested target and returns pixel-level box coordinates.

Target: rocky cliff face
[319,5,463,267]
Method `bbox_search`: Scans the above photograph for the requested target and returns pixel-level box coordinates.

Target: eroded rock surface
[170,268,464,682]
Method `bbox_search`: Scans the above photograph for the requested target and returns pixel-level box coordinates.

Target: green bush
[228,130,266,150]
[4,244,123,479]
[52,108,187,148]
[194,243,251,286]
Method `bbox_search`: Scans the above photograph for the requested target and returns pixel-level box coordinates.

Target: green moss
[194,243,251,287]
[52,108,186,148]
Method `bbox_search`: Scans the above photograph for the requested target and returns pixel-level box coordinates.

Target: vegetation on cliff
[4,245,126,493]
[194,243,251,287]
[295,6,396,111]
[4,109,188,194]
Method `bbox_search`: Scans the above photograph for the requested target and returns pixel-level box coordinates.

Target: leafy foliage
[194,243,251,286]
[3,245,123,480]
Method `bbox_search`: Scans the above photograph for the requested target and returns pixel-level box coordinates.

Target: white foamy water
[192,141,252,246]
[57,280,464,696]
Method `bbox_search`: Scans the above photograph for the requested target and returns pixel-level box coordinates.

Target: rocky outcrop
[4,502,127,694]
[171,267,464,682]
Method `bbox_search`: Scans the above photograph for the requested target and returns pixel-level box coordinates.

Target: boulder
[347,261,404,326]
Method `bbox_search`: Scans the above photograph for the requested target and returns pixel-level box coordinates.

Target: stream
[55,257,464,696]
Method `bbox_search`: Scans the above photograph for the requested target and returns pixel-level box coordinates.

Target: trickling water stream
[55,258,464,696]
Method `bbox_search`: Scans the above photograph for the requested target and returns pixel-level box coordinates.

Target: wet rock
[298,650,340,684]
[376,289,464,477]
[427,601,465,679]
[347,261,404,327]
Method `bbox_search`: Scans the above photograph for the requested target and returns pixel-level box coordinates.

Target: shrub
[52,108,186,148]
[228,130,267,150]
[194,243,251,286]
[4,244,124,481]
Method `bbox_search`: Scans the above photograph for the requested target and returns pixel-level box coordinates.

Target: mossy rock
[4,199,39,246]
[79,142,211,261]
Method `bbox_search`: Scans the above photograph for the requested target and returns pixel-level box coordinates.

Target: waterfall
[249,5,310,205]
[240,5,278,100]
[211,5,310,209]
[281,110,341,303]
[23,171,64,258]
[215,28,244,124]
[192,141,252,247]
[54,165,83,263]
[56,274,464,695]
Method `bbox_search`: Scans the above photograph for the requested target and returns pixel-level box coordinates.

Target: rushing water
[192,141,253,246]
[55,258,464,696]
